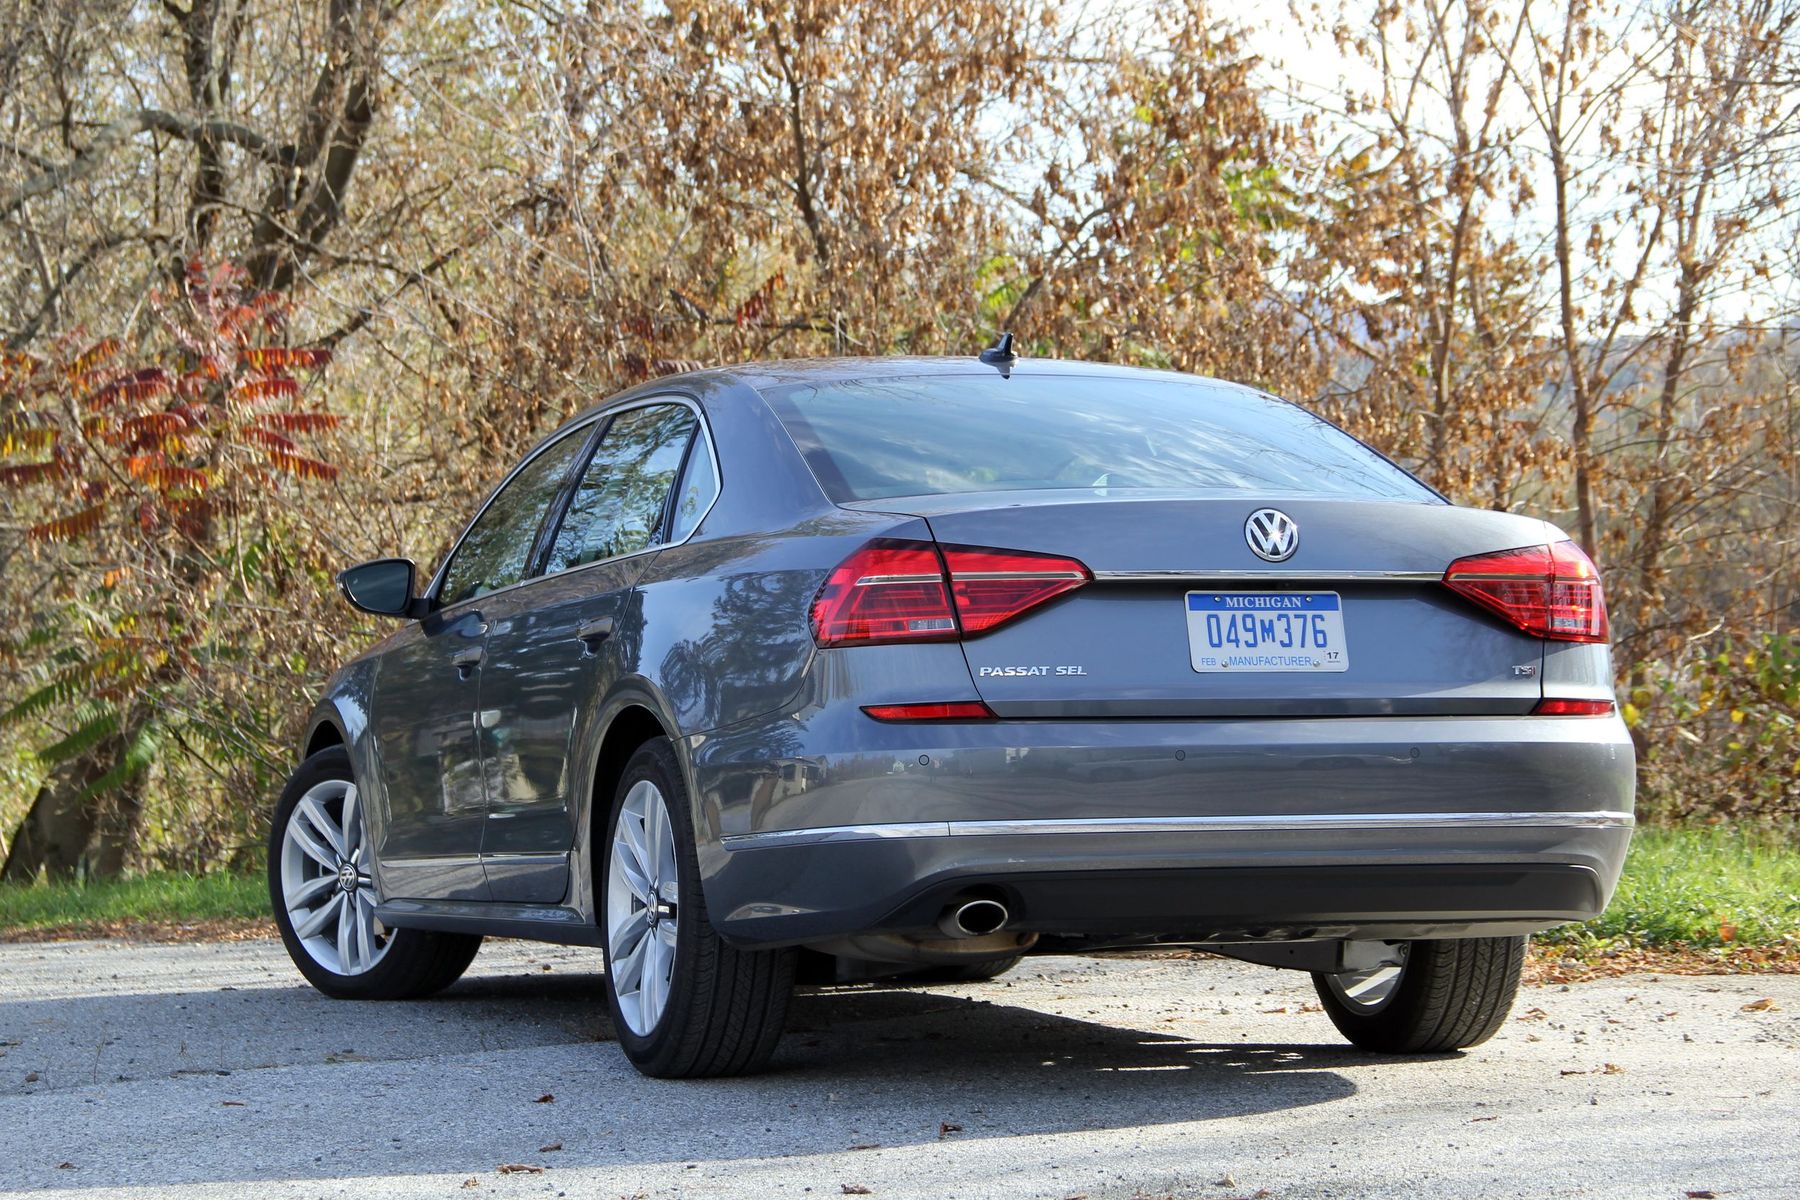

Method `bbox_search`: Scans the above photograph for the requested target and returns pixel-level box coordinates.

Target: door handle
[576,617,615,651]
[451,646,484,678]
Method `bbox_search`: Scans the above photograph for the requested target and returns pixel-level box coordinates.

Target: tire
[896,955,1023,984]
[268,746,482,1000]
[1312,936,1526,1053]
[601,739,796,1078]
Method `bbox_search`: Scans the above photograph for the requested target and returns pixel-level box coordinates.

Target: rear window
[759,374,1436,505]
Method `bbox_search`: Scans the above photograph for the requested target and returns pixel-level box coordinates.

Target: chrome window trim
[719,810,1636,850]
[1091,570,1445,583]
[427,393,719,614]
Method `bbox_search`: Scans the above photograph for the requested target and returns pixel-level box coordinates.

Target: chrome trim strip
[719,810,1635,850]
[1092,569,1443,583]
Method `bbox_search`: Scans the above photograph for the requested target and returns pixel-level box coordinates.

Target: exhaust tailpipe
[939,897,1009,939]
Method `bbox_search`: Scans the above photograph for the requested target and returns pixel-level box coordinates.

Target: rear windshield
[760,374,1436,505]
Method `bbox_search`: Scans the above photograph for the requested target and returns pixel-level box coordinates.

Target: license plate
[1187,592,1349,672]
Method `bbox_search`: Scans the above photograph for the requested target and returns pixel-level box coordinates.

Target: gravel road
[1,937,1795,1199]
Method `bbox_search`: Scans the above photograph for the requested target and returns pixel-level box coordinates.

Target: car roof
[570,355,1268,425]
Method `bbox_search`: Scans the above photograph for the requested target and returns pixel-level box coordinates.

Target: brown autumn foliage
[0,0,1795,875]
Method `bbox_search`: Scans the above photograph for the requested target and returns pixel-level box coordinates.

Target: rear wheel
[269,746,482,999]
[602,739,795,1078]
[1312,936,1525,1053]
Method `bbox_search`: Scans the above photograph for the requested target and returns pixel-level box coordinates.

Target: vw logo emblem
[1244,508,1299,562]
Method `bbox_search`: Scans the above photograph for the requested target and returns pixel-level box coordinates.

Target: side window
[667,432,719,542]
[438,426,590,606]
[546,404,697,573]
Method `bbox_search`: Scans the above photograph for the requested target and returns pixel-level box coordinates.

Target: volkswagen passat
[271,347,1634,1077]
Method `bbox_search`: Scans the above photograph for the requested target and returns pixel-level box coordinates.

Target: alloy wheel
[1323,942,1411,1014]
[278,778,390,976]
[606,778,681,1036]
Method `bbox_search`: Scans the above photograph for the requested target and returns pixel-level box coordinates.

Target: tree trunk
[0,731,143,882]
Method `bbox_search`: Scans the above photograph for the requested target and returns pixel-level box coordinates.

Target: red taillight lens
[941,544,1092,635]
[812,539,1090,647]
[862,701,996,722]
[810,540,959,647]
[1442,541,1609,643]
[1534,698,1615,716]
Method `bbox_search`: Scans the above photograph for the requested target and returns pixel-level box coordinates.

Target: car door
[475,400,707,903]
[368,423,593,901]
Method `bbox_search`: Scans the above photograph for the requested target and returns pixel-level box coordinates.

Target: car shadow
[0,965,1400,1191]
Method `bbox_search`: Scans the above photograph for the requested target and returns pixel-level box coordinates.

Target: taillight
[1442,541,1609,643]
[941,545,1091,635]
[810,540,958,647]
[862,701,996,722]
[1534,698,1615,716]
[811,539,1090,647]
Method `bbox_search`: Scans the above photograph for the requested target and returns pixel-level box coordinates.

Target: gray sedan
[270,345,1634,1077]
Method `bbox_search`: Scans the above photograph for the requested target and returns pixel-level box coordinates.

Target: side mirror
[337,558,428,619]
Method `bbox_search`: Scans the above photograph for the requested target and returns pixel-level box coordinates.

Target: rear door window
[545,403,698,573]
[759,374,1435,504]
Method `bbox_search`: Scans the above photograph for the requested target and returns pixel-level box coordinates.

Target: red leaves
[88,368,175,410]
[0,460,66,487]
[238,346,331,372]
[29,504,107,542]
[124,454,208,493]
[231,376,300,403]
[256,411,341,433]
[67,338,121,379]
[266,448,339,481]
[734,271,784,326]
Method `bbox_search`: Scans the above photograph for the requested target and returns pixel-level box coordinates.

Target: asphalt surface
[1,938,1795,1200]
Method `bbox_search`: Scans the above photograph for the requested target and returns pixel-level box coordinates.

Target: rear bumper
[688,712,1636,948]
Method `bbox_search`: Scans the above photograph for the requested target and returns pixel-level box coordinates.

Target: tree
[1,261,337,879]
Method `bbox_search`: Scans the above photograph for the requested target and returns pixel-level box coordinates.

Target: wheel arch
[570,684,690,922]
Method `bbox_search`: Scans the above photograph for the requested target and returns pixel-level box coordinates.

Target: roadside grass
[1538,823,1800,952]
[0,871,267,934]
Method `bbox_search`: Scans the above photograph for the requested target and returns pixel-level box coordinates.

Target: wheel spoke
[612,923,649,994]
[294,890,344,940]
[286,872,338,909]
[287,818,339,871]
[640,935,663,1020]
[612,833,653,903]
[642,792,667,883]
[296,794,347,859]
[1343,965,1401,1001]
[340,785,361,859]
[337,889,356,971]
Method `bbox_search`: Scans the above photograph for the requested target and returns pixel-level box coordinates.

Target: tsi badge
[979,665,1089,677]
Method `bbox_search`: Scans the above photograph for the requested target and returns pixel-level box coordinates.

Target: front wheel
[269,746,482,1000]
[601,739,795,1078]
[1312,936,1525,1053]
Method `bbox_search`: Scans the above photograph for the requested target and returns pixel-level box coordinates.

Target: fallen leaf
[221,1100,247,1107]
[460,1179,480,1189]
[1260,1006,1288,1014]
[534,1093,554,1103]
[848,1143,881,1151]
[56,1163,74,1171]
[1560,1068,1588,1076]
[1470,1115,1499,1122]
[24,1071,40,1083]
[1685,1191,1718,1199]
[323,1052,370,1064]
[538,1143,562,1153]
[496,1164,545,1175]
[937,1121,962,1138]
[842,1187,873,1196]
[1602,1063,1625,1075]
[1216,1173,1238,1186]
[1741,997,1777,1012]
